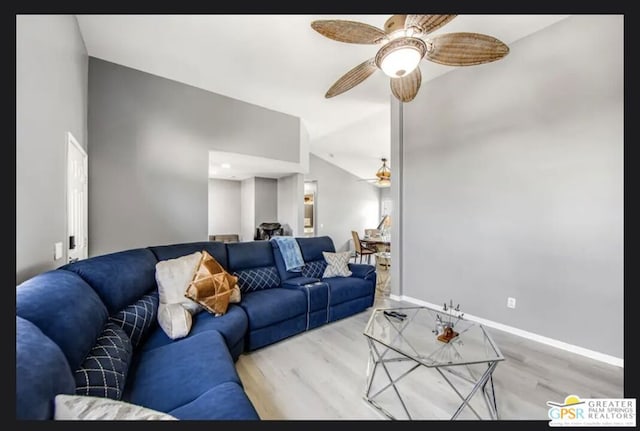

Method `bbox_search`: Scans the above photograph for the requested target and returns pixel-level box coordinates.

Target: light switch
[54,242,63,260]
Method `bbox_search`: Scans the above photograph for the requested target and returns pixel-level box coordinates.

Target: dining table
[362,235,391,252]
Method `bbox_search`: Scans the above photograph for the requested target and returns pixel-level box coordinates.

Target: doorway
[67,132,88,263]
[303,181,317,236]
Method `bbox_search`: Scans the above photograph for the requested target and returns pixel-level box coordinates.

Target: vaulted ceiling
[76,14,569,180]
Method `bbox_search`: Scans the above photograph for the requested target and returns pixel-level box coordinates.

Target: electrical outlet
[507,297,516,309]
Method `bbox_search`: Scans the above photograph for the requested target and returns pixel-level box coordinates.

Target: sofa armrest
[348,263,375,279]
[281,276,321,288]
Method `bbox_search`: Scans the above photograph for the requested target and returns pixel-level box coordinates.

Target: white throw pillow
[155,251,202,339]
[157,303,193,340]
[54,394,177,420]
[322,251,353,278]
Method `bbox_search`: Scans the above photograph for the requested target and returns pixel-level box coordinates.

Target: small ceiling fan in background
[359,158,391,187]
[311,14,510,102]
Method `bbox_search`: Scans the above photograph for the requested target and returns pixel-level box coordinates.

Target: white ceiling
[208,151,304,181]
[76,14,569,179]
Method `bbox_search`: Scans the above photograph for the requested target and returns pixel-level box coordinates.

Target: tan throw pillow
[185,251,234,316]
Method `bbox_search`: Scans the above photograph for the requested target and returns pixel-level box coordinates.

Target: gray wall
[254,177,278,225]
[16,15,88,283]
[88,58,301,255]
[305,154,381,252]
[240,178,255,242]
[208,179,241,237]
[401,15,623,357]
[277,174,304,237]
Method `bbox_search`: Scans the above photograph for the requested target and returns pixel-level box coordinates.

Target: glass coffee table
[363,306,504,420]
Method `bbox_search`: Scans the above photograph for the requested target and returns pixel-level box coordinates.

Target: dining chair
[351,231,376,264]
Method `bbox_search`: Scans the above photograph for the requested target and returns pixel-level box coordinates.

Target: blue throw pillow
[301,260,327,279]
[234,266,280,293]
[74,323,132,400]
[109,290,159,349]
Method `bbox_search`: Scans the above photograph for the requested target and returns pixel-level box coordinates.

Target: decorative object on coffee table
[433,299,464,343]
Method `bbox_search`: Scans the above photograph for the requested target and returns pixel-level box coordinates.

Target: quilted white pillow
[155,251,202,339]
[54,394,177,420]
[157,303,193,340]
[322,251,353,278]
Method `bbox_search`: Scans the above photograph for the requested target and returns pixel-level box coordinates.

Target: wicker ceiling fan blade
[311,20,386,44]
[390,67,422,103]
[405,15,457,35]
[325,58,378,98]
[426,32,510,66]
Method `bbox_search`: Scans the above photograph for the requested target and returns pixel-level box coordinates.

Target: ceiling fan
[311,14,510,102]
[359,158,391,187]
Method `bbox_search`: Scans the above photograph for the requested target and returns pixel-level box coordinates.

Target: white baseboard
[388,294,623,368]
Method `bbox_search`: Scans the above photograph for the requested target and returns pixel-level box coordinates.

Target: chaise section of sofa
[16,247,259,420]
[16,269,107,420]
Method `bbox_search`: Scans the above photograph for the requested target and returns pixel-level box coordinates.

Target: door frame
[66,131,88,262]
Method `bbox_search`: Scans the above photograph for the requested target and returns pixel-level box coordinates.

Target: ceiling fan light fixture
[376,158,391,180]
[377,178,391,187]
[375,38,426,78]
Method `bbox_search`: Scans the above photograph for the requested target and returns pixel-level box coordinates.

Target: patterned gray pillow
[322,251,353,278]
[54,394,177,420]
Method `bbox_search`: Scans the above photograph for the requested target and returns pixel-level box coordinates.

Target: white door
[67,132,88,263]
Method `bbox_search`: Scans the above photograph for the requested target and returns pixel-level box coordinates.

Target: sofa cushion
[149,241,228,269]
[109,290,159,349]
[60,248,158,314]
[296,236,335,262]
[168,383,259,420]
[140,304,248,355]
[226,241,275,272]
[74,323,133,400]
[234,266,280,293]
[301,260,327,279]
[244,315,307,351]
[281,276,321,287]
[324,276,374,305]
[239,288,307,329]
[17,270,108,371]
[16,317,76,420]
[123,330,241,413]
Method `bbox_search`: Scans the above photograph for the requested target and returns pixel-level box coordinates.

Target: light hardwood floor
[235,296,624,420]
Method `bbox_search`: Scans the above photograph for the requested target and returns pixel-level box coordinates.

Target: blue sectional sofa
[16,236,376,420]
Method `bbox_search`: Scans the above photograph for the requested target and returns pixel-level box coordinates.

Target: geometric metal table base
[363,306,503,420]
[364,339,500,420]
